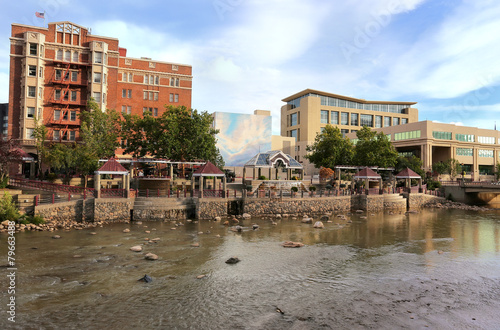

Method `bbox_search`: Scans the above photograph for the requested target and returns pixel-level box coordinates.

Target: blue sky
[1,0,500,134]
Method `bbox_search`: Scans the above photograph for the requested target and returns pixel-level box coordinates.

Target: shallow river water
[1,208,500,329]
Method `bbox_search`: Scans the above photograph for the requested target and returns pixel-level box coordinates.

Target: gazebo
[191,161,226,198]
[243,150,304,182]
[94,158,130,198]
[395,167,422,192]
[353,167,382,194]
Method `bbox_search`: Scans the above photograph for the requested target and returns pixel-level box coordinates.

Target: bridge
[442,181,500,205]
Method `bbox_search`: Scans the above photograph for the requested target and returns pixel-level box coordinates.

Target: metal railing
[9,177,95,197]
[100,189,127,198]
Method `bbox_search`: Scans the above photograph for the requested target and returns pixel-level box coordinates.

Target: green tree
[305,125,354,169]
[0,136,23,188]
[0,192,21,221]
[353,126,398,168]
[47,143,77,184]
[121,105,224,168]
[432,161,448,176]
[395,155,425,178]
[32,118,49,179]
[446,158,461,179]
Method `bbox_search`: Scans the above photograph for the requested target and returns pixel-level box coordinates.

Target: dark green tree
[0,136,23,188]
[305,125,354,169]
[47,143,77,184]
[395,155,425,178]
[353,126,398,168]
[121,105,224,168]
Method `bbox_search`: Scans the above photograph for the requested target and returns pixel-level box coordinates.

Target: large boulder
[313,221,324,229]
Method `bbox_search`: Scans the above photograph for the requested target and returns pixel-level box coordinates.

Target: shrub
[291,176,298,180]
[325,184,333,190]
[291,186,299,192]
[47,173,57,183]
[0,175,9,189]
[0,192,21,222]
[309,186,317,191]
[246,185,253,192]
[258,175,267,180]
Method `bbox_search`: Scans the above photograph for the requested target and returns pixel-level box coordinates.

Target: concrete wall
[243,196,351,216]
[408,194,446,210]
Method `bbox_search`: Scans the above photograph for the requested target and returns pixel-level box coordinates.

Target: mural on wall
[214,112,272,166]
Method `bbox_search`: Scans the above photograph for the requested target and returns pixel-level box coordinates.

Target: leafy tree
[0,192,21,221]
[0,135,24,188]
[353,126,398,168]
[121,105,224,168]
[446,158,461,179]
[32,118,49,179]
[432,161,448,176]
[395,155,425,178]
[319,167,335,180]
[47,143,77,184]
[305,125,354,169]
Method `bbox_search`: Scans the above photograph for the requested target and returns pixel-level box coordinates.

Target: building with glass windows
[346,121,500,180]
[8,21,192,159]
[280,89,418,174]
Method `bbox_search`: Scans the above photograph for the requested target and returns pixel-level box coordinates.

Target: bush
[309,186,317,191]
[426,179,441,190]
[0,192,21,222]
[258,175,267,180]
[246,185,253,192]
[0,175,9,189]
[46,173,57,183]
[291,186,298,192]
[325,184,333,190]
[291,176,298,180]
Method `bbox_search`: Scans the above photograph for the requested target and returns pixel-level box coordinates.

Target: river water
[1,208,500,329]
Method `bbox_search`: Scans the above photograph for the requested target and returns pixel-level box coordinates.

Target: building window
[393,117,400,126]
[143,107,150,115]
[69,131,75,141]
[340,112,348,125]
[174,94,179,102]
[331,111,339,125]
[103,93,106,104]
[175,78,180,87]
[28,65,36,77]
[375,115,382,128]
[93,92,101,103]
[360,114,373,127]
[478,136,495,144]
[53,130,60,140]
[54,110,61,120]
[39,67,43,78]
[479,149,493,158]
[456,148,473,156]
[94,52,103,64]
[73,51,78,62]
[350,113,359,126]
[384,117,391,127]
[341,129,349,137]
[154,92,158,101]
[401,118,408,125]
[432,131,452,140]
[94,72,102,83]
[38,87,43,99]
[55,70,62,80]
[143,91,148,100]
[149,92,153,101]
[394,130,421,141]
[129,73,133,82]
[28,86,36,97]
[455,134,475,142]
[320,110,329,124]
[149,75,154,85]
[29,43,37,56]
[155,76,159,85]
[27,107,35,118]
[121,105,126,113]
[127,106,132,114]
[63,91,68,101]
[71,71,77,82]
[64,50,71,62]
[63,70,69,81]
[153,108,158,116]
[123,73,127,81]
[70,111,76,121]
[56,49,63,60]
[122,89,126,98]
[290,129,297,140]
[54,90,61,100]
[170,78,174,86]
[169,93,173,102]
[71,91,77,102]
[290,113,298,126]
[128,89,132,98]
[144,74,148,84]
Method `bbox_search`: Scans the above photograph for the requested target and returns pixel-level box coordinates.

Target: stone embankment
[0,219,115,233]
[425,200,490,211]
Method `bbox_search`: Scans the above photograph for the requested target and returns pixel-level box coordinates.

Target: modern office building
[0,103,8,137]
[346,121,500,179]
[281,89,418,174]
[8,21,192,157]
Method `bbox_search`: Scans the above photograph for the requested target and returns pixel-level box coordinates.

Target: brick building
[8,21,192,158]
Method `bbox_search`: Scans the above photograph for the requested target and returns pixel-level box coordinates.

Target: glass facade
[478,136,495,144]
[375,116,382,128]
[350,113,358,126]
[479,149,493,158]
[360,114,373,127]
[393,117,400,126]
[290,113,298,126]
[341,129,349,137]
[456,134,474,142]
[394,130,421,141]
[456,148,473,156]
[384,117,391,127]
[321,110,329,124]
[432,131,452,140]
[401,118,408,125]
[331,111,339,125]
[290,129,297,140]
[341,112,348,125]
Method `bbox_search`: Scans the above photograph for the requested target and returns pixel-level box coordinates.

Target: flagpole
[44,11,46,28]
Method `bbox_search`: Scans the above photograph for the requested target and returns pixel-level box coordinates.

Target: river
[1,208,500,329]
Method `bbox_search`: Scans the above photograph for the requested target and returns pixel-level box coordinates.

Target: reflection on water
[1,208,500,329]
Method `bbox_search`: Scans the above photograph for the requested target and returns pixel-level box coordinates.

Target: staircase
[383,194,407,209]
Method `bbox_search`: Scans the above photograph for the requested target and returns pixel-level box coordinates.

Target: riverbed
[1,208,500,329]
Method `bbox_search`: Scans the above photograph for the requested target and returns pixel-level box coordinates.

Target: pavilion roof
[192,161,225,177]
[395,167,421,179]
[96,158,129,175]
[353,167,381,179]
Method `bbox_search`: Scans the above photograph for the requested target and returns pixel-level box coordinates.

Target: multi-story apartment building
[281,89,418,174]
[8,21,192,158]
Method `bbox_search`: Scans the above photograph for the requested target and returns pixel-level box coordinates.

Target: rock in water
[144,253,158,260]
[282,241,304,248]
[252,224,259,230]
[225,257,240,264]
[313,221,324,229]
[138,274,152,283]
[130,245,143,252]
[123,228,130,233]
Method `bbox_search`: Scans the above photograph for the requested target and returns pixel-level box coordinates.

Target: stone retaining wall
[94,198,133,222]
[243,197,351,216]
[35,200,84,223]
[133,208,191,221]
[197,199,229,219]
[408,194,446,210]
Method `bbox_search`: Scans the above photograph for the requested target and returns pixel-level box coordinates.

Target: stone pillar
[242,167,247,184]
[379,178,383,194]
[337,168,341,188]
[199,176,204,198]
[269,167,272,180]
[418,178,423,193]
[223,176,227,198]
[170,164,174,179]
[365,178,369,194]
[253,168,256,179]
[94,173,101,198]
[191,176,195,196]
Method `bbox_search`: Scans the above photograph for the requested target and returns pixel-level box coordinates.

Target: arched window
[175,78,180,87]
[56,49,63,60]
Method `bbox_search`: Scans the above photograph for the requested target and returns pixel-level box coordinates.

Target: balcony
[50,98,87,106]
[48,118,81,126]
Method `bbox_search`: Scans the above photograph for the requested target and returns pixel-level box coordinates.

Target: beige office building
[346,121,500,179]
[281,89,418,174]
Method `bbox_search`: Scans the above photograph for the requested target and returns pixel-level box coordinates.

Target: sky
[1,0,500,134]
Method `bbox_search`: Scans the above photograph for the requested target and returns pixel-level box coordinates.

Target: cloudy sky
[1,0,500,134]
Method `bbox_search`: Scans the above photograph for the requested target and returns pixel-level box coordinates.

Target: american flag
[35,11,45,19]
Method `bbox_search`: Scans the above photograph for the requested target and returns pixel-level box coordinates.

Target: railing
[9,177,95,197]
[100,189,127,198]
[440,181,460,186]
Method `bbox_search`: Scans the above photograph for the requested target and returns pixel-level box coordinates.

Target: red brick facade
[8,21,192,156]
